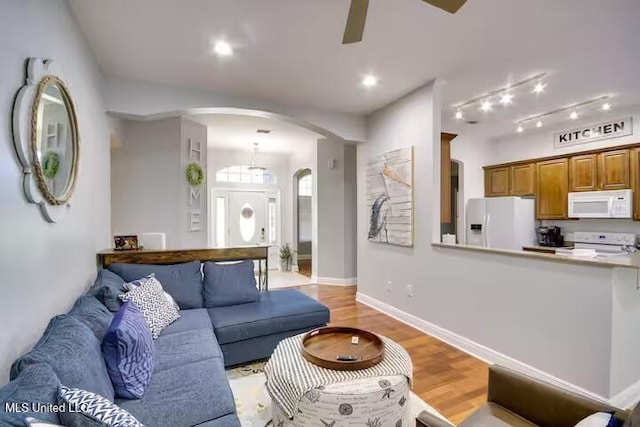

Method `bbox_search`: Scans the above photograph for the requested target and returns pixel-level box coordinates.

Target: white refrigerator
[466,197,536,250]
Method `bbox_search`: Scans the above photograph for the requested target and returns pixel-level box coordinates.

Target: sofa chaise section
[207,289,330,366]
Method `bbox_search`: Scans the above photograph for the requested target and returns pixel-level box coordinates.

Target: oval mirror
[31,76,79,205]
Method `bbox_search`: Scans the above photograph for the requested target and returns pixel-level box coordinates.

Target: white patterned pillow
[118,275,179,339]
[24,418,64,426]
[58,385,144,427]
[122,274,180,311]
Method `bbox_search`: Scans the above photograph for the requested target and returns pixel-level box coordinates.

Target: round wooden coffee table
[301,327,385,371]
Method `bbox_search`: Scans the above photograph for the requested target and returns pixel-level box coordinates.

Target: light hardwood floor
[297,285,488,425]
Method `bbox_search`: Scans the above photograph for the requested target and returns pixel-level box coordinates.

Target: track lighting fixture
[514,95,611,134]
[480,99,493,112]
[533,81,546,94]
[452,73,547,118]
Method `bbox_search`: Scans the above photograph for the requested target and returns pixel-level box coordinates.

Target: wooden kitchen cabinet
[631,148,640,220]
[598,149,630,190]
[536,158,569,219]
[511,163,536,196]
[441,133,456,224]
[569,153,598,192]
[484,167,510,197]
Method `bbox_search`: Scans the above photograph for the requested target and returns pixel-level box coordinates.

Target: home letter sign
[554,117,632,149]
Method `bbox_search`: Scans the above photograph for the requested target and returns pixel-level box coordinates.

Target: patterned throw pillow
[58,386,144,427]
[122,274,180,311]
[24,418,64,426]
[102,301,156,399]
[118,275,179,339]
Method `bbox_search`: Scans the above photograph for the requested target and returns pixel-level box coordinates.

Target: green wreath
[42,151,60,179]
[186,162,205,186]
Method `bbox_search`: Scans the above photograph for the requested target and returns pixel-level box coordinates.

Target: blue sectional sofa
[0,261,330,427]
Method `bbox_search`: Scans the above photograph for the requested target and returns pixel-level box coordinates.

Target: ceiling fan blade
[422,0,468,14]
[342,0,369,44]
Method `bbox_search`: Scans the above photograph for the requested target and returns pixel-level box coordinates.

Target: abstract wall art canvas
[366,146,414,247]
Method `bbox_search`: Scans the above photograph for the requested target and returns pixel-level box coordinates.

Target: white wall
[316,139,357,281]
[358,81,618,398]
[0,0,110,383]
[112,117,208,248]
[104,79,366,142]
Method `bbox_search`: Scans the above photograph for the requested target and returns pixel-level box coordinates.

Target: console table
[97,246,270,291]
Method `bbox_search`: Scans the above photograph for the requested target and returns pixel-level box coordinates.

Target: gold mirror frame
[30,75,80,206]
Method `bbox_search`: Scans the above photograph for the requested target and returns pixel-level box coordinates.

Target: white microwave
[568,189,633,218]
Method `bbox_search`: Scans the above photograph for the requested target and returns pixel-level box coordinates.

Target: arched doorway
[294,168,312,277]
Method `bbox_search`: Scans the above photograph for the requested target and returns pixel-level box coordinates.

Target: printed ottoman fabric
[119,275,179,339]
[272,375,410,427]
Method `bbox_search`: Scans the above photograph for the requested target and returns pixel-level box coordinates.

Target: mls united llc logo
[5,402,88,413]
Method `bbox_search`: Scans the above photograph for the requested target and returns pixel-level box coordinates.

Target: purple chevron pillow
[101,301,155,399]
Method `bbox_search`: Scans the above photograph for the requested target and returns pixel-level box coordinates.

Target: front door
[228,191,267,246]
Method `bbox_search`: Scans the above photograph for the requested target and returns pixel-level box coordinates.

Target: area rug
[226,361,448,427]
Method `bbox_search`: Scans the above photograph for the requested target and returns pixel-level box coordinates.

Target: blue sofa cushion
[207,289,330,345]
[0,364,61,426]
[160,308,213,336]
[202,260,259,307]
[68,294,114,340]
[154,327,223,373]
[10,315,115,402]
[59,386,143,427]
[102,301,156,399]
[89,269,126,312]
[117,356,236,427]
[109,261,203,309]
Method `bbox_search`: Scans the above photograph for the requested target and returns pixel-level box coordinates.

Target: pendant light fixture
[248,142,267,171]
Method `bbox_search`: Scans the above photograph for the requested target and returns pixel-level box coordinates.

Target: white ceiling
[70,0,640,138]
[190,114,322,154]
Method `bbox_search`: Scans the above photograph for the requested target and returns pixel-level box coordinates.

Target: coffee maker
[537,226,564,247]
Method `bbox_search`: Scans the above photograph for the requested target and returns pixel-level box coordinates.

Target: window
[268,198,277,244]
[298,174,312,197]
[239,202,256,242]
[215,197,226,247]
[216,165,276,185]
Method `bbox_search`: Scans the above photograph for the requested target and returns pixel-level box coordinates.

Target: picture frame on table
[113,235,140,251]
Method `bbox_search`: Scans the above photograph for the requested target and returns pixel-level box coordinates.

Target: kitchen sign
[553,116,633,148]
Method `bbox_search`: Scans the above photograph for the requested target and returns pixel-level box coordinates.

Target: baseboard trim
[355,292,631,407]
[611,378,640,409]
[297,255,311,260]
[315,277,357,286]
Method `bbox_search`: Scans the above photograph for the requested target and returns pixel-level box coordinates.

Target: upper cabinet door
[536,158,569,220]
[631,148,640,220]
[569,154,597,192]
[484,167,510,197]
[598,149,630,190]
[511,163,536,196]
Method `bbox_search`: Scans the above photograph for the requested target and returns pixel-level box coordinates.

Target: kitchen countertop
[432,242,640,269]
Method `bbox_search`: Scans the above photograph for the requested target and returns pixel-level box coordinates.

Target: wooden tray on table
[301,327,385,371]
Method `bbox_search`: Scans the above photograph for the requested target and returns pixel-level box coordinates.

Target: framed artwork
[113,235,140,251]
[366,146,414,247]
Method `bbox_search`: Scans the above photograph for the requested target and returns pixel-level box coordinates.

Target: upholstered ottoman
[272,374,409,427]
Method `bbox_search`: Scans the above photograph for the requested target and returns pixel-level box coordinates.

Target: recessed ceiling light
[516,125,524,133]
[480,99,493,112]
[536,120,543,128]
[361,75,378,87]
[500,93,514,105]
[213,40,233,56]
[570,111,579,120]
[455,109,463,120]
[533,81,546,94]
[602,103,611,111]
